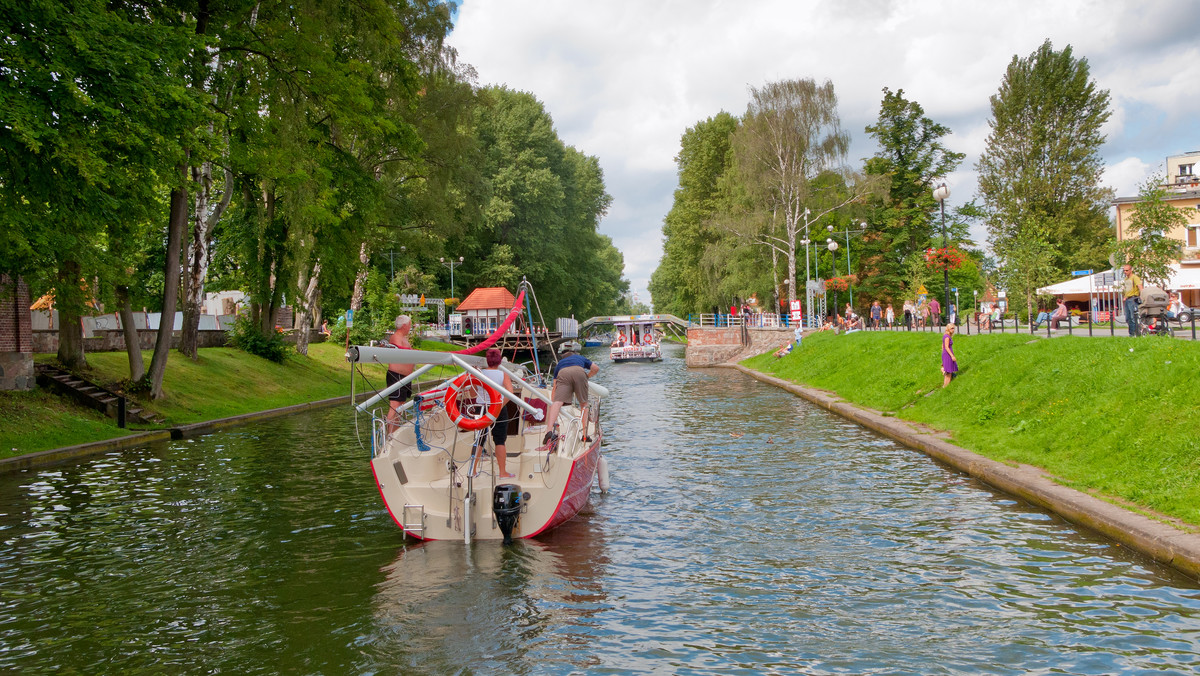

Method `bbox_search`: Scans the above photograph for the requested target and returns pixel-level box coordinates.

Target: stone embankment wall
[686,326,796,367]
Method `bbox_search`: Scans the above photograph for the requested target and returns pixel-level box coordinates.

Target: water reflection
[366,515,612,674]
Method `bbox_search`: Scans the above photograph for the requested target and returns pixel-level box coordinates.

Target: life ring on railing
[443,373,503,431]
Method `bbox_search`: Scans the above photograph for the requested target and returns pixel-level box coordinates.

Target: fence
[689,313,803,328]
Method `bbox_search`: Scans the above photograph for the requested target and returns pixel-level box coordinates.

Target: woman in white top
[476,348,516,478]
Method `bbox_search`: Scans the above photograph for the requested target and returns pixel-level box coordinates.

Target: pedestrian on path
[941,323,958,388]
[1121,264,1142,336]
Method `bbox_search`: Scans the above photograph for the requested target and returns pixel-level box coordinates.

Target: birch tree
[729,78,856,307]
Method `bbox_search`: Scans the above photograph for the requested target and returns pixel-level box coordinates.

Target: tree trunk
[294,259,321,356]
[55,260,87,370]
[147,166,188,399]
[179,163,232,359]
[117,285,144,381]
[350,242,369,312]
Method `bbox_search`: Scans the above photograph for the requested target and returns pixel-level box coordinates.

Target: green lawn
[745,331,1200,527]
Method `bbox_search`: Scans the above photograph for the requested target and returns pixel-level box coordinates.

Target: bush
[228,315,291,363]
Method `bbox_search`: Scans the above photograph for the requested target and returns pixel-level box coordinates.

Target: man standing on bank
[1121,263,1142,336]
[545,341,599,445]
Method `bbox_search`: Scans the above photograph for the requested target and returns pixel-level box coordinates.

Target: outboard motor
[493,484,522,544]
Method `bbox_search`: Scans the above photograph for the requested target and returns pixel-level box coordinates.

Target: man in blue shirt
[545,341,599,444]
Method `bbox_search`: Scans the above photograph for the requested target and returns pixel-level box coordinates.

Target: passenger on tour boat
[613,331,627,347]
[476,348,516,478]
[546,341,599,445]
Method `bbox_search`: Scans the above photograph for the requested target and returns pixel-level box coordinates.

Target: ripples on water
[1,343,1199,674]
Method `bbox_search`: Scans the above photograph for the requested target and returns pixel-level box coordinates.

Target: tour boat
[347,283,609,543]
[609,321,662,363]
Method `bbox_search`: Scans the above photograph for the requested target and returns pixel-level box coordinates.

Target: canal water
[2,343,1199,674]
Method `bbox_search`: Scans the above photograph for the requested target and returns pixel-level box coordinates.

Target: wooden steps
[36,365,164,426]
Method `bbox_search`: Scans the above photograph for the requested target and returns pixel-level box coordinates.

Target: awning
[1038,264,1200,295]
[1038,270,1118,296]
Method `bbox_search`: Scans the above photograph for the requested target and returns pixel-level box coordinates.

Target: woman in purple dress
[941,323,958,387]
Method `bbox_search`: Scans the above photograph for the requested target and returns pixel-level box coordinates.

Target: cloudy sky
[448,0,1200,309]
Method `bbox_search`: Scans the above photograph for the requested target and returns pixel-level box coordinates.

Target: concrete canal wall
[686,326,795,367]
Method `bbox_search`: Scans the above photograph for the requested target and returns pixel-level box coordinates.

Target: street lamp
[385,245,406,281]
[827,239,840,316]
[440,255,464,298]
[932,180,951,326]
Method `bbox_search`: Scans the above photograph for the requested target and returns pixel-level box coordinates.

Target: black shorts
[385,370,412,403]
[489,410,510,446]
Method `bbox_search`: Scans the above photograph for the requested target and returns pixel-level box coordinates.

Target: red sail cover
[450,289,527,355]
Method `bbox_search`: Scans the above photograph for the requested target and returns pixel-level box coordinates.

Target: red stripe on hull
[526,435,601,536]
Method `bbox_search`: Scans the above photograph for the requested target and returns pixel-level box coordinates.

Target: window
[1190,225,1199,248]
[1182,163,1195,176]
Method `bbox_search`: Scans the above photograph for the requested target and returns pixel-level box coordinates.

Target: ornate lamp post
[440,256,464,298]
[932,180,951,325]
[827,239,840,315]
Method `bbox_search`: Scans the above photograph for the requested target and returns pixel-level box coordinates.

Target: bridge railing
[688,313,804,328]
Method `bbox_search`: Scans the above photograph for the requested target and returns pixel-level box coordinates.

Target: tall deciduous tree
[729,79,858,309]
[977,40,1113,275]
[0,0,204,373]
[861,88,964,303]
[650,113,738,316]
[470,87,625,319]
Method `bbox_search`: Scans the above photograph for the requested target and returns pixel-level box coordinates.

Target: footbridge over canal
[578,313,796,367]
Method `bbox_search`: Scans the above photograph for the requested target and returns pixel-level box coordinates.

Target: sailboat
[347,281,609,543]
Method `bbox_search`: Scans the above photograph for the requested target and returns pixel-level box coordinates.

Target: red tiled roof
[456,287,516,312]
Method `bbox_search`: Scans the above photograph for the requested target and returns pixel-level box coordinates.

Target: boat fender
[588,381,610,399]
[597,455,610,493]
[443,373,503,432]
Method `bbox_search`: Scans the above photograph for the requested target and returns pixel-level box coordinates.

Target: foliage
[650,113,740,315]
[228,315,291,363]
[861,88,965,304]
[995,219,1060,321]
[977,40,1113,274]
[727,79,864,309]
[1113,176,1186,289]
[468,87,627,319]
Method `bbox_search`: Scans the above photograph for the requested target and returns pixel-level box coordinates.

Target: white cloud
[449,0,1200,310]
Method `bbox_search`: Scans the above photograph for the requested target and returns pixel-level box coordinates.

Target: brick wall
[0,275,34,389]
[0,275,32,353]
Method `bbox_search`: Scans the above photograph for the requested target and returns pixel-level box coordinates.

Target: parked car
[1168,300,1194,324]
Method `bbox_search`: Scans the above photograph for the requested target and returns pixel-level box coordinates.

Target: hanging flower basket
[924,246,965,272]
[825,276,850,292]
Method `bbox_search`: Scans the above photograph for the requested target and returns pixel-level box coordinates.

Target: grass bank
[743,331,1200,527]
[0,340,461,459]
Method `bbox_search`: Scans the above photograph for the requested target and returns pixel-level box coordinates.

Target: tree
[650,113,739,315]
[977,40,1113,274]
[996,219,1059,323]
[728,79,865,310]
[861,88,965,304]
[469,87,623,319]
[0,1,204,373]
[1114,176,1186,289]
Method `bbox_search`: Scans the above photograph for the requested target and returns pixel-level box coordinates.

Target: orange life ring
[443,373,503,431]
